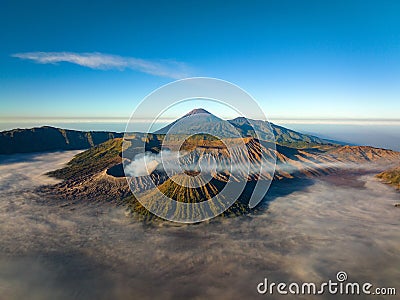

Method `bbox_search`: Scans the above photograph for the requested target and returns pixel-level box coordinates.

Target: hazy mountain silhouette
[156,108,336,147]
[0,110,337,155]
[154,108,241,138]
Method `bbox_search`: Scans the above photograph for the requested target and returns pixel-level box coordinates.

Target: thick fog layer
[0,151,399,299]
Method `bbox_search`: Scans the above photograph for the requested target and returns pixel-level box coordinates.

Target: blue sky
[1,0,400,121]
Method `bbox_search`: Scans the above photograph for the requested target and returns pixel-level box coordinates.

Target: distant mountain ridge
[1,109,337,155]
[228,117,332,147]
[156,108,336,147]
[0,126,123,154]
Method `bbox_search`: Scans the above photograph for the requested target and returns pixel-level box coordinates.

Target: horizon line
[1,117,400,126]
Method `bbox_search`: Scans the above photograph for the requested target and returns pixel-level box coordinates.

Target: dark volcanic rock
[0,126,123,154]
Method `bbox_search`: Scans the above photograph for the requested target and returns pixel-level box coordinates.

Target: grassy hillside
[46,138,123,180]
[377,166,400,190]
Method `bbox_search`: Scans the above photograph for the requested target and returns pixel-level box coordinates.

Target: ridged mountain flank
[1,109,339,155]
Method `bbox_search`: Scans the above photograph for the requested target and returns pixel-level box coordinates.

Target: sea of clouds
[0,151,399,299]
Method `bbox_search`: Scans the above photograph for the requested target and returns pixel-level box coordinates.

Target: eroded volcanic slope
[35,109,399,220]
[40,133,400,221]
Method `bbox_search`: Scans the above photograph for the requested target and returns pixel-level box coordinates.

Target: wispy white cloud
[11,51,191,79]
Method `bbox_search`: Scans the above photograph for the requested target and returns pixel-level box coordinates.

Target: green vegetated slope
[377,165,400,190]
[47,138,123,180]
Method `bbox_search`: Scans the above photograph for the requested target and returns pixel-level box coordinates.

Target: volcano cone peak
[183,108,212,117]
